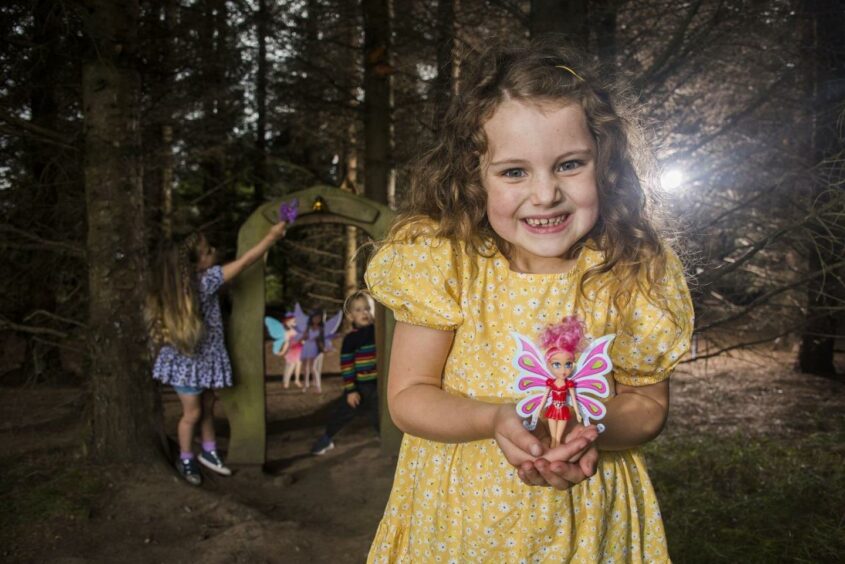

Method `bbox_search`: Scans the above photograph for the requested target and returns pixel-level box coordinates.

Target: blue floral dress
[152,266,234,389]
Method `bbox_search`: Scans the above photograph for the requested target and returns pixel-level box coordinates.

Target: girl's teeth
[525,215,567,227]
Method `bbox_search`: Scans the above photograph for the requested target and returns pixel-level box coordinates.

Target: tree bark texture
[254,0,268,204]
[530,0,589,50]
[595,0,617,71]
[142,0,177,245]
[23,0,64,382]
[362,0,394,207]
[81,0,164,461]
[797,0,844,377]
[433,0,456,131]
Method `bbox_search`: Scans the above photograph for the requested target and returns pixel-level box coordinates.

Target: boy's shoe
[198,449,232,476]
[178,457,203,486]
[310,434,335,455]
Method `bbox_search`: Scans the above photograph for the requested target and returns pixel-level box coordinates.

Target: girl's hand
[269,221,287,240]
[517,424,599,490]
[492,403,546,466]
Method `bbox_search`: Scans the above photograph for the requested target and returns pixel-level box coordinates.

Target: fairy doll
[512,316,613,448]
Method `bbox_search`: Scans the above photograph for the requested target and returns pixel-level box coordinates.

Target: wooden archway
[220,185,399,465]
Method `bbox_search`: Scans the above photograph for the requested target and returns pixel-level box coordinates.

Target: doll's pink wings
[569,334,615,424]
[510,332,553,420]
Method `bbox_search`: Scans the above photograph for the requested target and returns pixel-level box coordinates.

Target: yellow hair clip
[556,65,584,82]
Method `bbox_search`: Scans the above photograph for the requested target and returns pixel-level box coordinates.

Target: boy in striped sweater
[311,290,379,455]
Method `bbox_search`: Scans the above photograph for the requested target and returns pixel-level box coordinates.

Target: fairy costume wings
[294,302,344,349]
[263,316,288,355]
[511,332,614,430]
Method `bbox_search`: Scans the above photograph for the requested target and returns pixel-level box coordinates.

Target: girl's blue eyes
[557,160,582,172]
[499,161,582,178]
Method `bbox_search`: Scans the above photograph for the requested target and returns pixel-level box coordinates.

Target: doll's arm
[595,380,669,450]
[221,221,287,283]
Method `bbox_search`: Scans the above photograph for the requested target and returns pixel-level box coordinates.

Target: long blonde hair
[387,40,672,312]
[145,233,206,355]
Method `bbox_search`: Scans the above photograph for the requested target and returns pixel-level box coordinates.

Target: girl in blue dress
[146,222,287,485]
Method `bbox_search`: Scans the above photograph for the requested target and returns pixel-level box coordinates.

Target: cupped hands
[492,403,599,490]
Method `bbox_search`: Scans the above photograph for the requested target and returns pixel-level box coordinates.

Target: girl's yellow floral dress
[365,224,693,563]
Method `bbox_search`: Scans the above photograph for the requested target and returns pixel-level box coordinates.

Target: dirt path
[1,352,842,563]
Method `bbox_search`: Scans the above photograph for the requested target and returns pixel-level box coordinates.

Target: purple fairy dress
[300,326,324,361]
[152,266,233,389]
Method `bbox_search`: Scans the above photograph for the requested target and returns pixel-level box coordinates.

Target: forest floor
[1,350,844,564]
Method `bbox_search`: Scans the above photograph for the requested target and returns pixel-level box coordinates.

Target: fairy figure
[294,303,343,393]
[511,316,614,448]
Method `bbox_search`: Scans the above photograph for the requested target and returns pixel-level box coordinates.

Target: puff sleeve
[365,230,464,331]
[199,265,224,297]
[611,250,694,386]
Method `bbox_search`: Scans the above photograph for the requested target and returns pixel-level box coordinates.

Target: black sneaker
[310,434,335,455]
[178,457,203,486]
[199,449,232,476]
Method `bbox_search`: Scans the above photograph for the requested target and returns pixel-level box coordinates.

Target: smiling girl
[364,41,693,562]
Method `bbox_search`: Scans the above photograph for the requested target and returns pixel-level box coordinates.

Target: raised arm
[221,221,287,283]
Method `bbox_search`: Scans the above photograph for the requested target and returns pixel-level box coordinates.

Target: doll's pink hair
[540,316,586,361]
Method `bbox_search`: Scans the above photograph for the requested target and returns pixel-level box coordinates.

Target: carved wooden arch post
[220,185,399,465]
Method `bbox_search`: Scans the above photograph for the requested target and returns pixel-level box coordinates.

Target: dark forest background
[0,0,843,461]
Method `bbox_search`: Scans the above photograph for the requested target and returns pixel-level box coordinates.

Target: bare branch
[0,316,69,339]
[0,225,86,258]
[23,310,87,329]
[0,109,77,150]
[696,258,845,333]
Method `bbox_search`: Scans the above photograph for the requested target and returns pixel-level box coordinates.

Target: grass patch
[647,426,845,563]
[0,453,101,547]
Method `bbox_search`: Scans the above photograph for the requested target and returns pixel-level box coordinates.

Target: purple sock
[202,441,216,453]
[180,451,194,461]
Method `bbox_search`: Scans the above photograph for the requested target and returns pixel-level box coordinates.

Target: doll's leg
[176,392,202,454]
[294,361,302,386]
[548,419,560,449]
[303,358,312,389]
[282,361,293,388]
[553,419,566,449]
[313,353,323,392]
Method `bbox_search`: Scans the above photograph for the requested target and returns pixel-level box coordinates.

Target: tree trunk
[433,0,457,131]
[362,0,394,207]
[343,139,360,296]
[142,0,177,245]
[199,0,229,231]
[23,0,63,383]
[254,0,268,204]
[530,0,589,50]
[81,0,164,461]
[595,0,617,71]
[797,0,844,377]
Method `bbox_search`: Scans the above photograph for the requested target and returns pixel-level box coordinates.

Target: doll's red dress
[544,378,574,420]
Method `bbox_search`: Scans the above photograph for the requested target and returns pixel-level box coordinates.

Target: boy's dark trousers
[326,380,379,438]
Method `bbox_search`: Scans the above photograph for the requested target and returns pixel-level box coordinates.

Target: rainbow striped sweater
[340,324,377,393]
